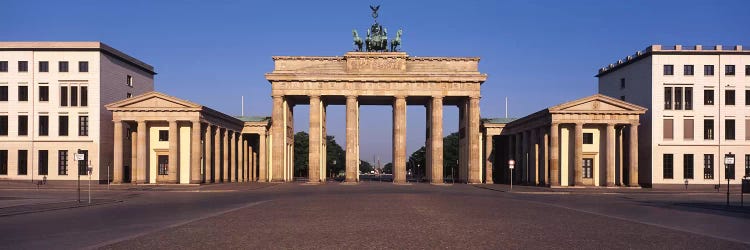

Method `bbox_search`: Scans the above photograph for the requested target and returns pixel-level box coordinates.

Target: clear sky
[4,0,748,164]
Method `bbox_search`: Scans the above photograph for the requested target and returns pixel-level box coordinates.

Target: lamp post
[508,159,515,191]
[725,152,735,207]
[87,160,92,204]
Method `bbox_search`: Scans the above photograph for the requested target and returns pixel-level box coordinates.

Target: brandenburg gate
[265,52,487,184]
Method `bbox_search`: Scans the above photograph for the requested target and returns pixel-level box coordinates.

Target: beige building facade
[0,42,154,182]
[598,45,750,187]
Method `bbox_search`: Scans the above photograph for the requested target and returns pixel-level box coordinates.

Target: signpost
[508,159,515,191]
[724,153,735,207]
[87,161,92,204]
[75,150,84,203]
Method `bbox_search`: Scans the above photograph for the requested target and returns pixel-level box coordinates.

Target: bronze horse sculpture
[352,30,363,51]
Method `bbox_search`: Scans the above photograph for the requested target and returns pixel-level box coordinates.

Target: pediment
[549,94,646,113]
[106,91,202,110]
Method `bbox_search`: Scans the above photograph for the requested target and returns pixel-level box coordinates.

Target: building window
[0,150,6,175]
[158,155,169,175]
[745,155,750,177]
[725,90,735,105]
[664,87,672,110]
[674,87,682,110]
[159,130,169,141]
[18,86,28,101]
[747,119,750,141]
[684,154,694,179]
[663,65,674,75]
[684,119,694,140]
[725,65,735,75]
[746,90,750,106]
[704,89,714,105]
[58,150,68,175]
[663,119,674,140]
[684,65,694,75]
[0,86,7,101]
[704,65,714,76]
[59,61,69,72]
[39,61,49,72]
[18,61,28,72]
[0,115,7,135]
[0,61,7,72]
[80,86,88,107]
[126,75,133,87]
[126,93,132,98]
[704,119,714,140]
[59,116,68,136]
[685,87,693,110]
[60,86,68,106]
[582,158,593,179]
[620,78,625,89]
[725,119,735,140]
[70,86,78,106]
[663,154,674,179]
[746,65,750,76]
[39,115,48,136]
[39,85,49,102]
[78,116,88,136]
[77,150,88,176]
[39,150,48,176]
[18,150,28,175]
[18,115,28,136]
[78,61,88,72]
[704,154,714,179]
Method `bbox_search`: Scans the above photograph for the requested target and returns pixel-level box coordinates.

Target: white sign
[508,159,515,169]
[725,157,734,165]
[74,154,85,161]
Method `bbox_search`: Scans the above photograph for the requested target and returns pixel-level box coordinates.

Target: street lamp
[508,159,515,191]
[725,152,735,207]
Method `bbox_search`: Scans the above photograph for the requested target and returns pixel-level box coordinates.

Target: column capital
[394,95,407,100]
[309,95,321,100]
[469,95,481,100]
[345,95,358,100]
[606,123,616,128]
[630,122,640,126]
[272,94,284,99]
[432,95,444,100]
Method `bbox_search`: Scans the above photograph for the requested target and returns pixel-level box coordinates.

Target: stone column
[468,97,481,184]
[308,95,322,183]
[430,96,444,184]
[190,121,202,184]
[550,123,560,186]
[136,120,148,184]
[229,132,235,182]
[629,123,639,187]
[258,133,267,182]
[131,127,137,183]
[237,132,243,182]
[214,127,221,183]
[542,128,549,186]
[168,120,180,183]
[393,95,407,184]
[223,129,230,182]
[574,123,583,186]
[241,136,247,182]
[606,123,616,187]
[203,124,212,183]
[113,120,124,184]
[345,95,358,182]
[271,95,284,182]
[484,134,493,184]
[530,128,538,185]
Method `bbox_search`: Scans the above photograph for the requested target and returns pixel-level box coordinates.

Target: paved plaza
[0,182,748,249]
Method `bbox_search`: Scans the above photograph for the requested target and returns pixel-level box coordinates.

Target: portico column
[606,123,616,187]
[530,128,538,185]
[345,95,358,182]
[468,96,481,184]
[271,95,284,182]
[484,133,493,184]
[258,132,267,182]
[214,127,221,183]
[574,123,583,186]
[308,95,322,183]
[113,121,124,184]
[550,123,560,186]
[430,96,444,184]
[168,120,180,183]
[242,136,248,182]
[190,121,202,184]
[542,127,549,185]
[629,123,639,187]
[136,120,148,184]
[223,129,230,182]
[393,95,407,184]
[203,124,212,183]
[130,127,137,183]
[237,132,243,182]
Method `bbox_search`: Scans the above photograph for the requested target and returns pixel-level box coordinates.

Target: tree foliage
[407,132,460,179]
[359,160,374,173]
[326,135,346,177]
[293,132,309,177]
[293,132,347,178]
[383,162,393,174]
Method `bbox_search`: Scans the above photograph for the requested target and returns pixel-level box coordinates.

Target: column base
[485,181,494,184]
[190,180,201,184]
[468,179,482,184]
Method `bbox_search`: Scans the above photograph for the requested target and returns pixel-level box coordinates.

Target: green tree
[326,135,346,177]
[443,132,459,179]
[407,146,426,178]
[293,132,309,177]
[383,162,393,174]
[359,160,374,173]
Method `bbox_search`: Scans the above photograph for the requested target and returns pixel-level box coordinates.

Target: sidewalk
[0,180,278,192]
[475,183,746,195]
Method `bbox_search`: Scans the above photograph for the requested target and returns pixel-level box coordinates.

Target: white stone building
[0,42,155,182]
[598,45,750,187]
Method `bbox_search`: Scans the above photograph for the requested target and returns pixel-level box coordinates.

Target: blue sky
[4,0,748,164]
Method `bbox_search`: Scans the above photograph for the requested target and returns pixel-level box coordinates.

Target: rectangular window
[725,65,735,75]
[59,116,68,136]
[39,61,49,72]
[704,65,714,76]
[746,119,750,140]
[725,119,735,140]
[704,89,714,105]
[78,61,88,72]
[0,115,7,135]
[685,87,693,110]
[0,150,6,175]
[126,75,133,87]
[18,150,27,175]
[38,150,48,176]
[60,86,68,106]
[663,119,674,140]
[39,86,49,102]
[704,154,714,179]
[0,86,7,101]
[663,65,674,75]
[684,65,694,75]
[745,155,750,177]
[620,78,625,89]
[674,87,682,110]
[18,115,28,136]
[158,155,169,175]
[59,61,68,72]
[746,65,750,76]
[70,86,78,106]
[663,154,674,179]
[704,119,714,140]
[80,86,88,107]
[582,158,593,178]
[684,154,694,179]
[39,115,48,136]
[746,90,750,106]
[77,150,88,176]
[664,87,672,110]
[18,86,28,101]
[725,90,735,105]
[0,61,7,72]
[58,150,68,175]
[78,116,88,136]
[159,130,169,141]
[684,119,694,140]
[18,61,28,72]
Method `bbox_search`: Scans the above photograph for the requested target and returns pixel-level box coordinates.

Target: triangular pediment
[106,91,202,110]
[549,94,646,113]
